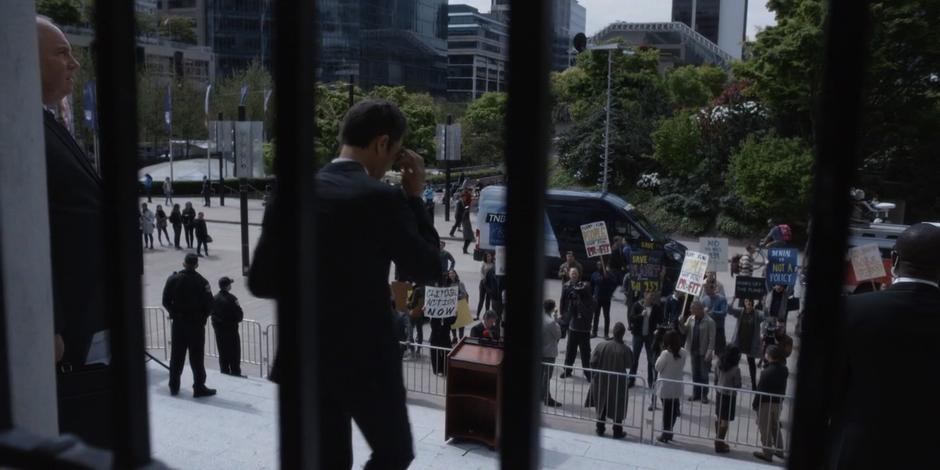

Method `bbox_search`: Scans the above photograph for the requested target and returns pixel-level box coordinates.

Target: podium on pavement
[445,338,504,449]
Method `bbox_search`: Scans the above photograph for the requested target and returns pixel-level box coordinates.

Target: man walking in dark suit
[163,254,217,398]
[828,223,940,469]
[249,99,441,469]
[38,16,113,448]
[212,276,244,377]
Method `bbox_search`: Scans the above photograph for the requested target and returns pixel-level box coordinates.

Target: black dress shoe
[595,427,605,436]
[753,451,773,462]
[169,386,179,396]
[612,430,626,439]
[193,386,217,398]
[545,398,563,407]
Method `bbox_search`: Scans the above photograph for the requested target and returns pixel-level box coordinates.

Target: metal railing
[143,307,169,360]
[264,324,278,377]
[203,319,266,377]
[651,378,792,456]
[399,342,451,397]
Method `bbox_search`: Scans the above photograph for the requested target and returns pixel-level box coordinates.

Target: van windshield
[629,210,664,241]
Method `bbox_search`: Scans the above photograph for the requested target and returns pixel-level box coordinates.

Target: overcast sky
[452,0,777,40]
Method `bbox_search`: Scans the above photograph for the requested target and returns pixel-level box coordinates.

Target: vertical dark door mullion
[789,0,873,468]
[500,0,553,468]
[271,1,320,468]
[93,2,152,466]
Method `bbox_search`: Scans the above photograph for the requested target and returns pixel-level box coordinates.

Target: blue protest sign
[766,247,799,287]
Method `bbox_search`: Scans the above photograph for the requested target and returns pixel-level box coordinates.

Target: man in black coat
[38,16,112,448]
[212,276,244,376]
[249,99,441,469]
[827,223,940,469]
[194,211,210,256]
[559,267,595,380]
[181,202,196,248]
[628,291,665,387]
[162,254,216,397]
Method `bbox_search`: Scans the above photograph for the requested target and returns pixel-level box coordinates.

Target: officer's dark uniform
[212,278,244,376]
[162,255,214,395]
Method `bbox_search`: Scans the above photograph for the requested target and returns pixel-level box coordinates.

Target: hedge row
[140,178,274,198]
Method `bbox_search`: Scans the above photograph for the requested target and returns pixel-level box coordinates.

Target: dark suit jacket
[469,322,500,341]
[628,302,664,336]
[251,161,441,384]
[43,110,108,366]
[828,282,940,469]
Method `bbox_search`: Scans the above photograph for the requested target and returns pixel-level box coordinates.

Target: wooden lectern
[445,338,504,449]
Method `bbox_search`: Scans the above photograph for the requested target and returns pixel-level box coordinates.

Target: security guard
[212,276,245,377]
[162,253,216,397]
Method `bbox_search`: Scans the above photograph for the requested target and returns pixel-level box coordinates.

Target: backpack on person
[778,224,792,243]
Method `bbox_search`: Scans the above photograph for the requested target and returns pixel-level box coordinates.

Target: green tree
[664,65,728,110]
[728,133,814,223]
[36,0,83,26]
[651,111,701,174]
[172,82,208,157]
[213,61,274,136]
[367,86,440,162]
[160,16,197,44]
[461,92,507,165]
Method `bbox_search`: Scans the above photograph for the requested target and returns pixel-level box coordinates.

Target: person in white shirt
[655,330,688,443]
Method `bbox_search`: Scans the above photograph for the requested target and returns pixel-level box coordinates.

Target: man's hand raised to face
[398,149,426,198]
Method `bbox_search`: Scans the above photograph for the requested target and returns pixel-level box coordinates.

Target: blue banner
[164,84,172,133]
[82,80,95,131]
[766,247,799,287]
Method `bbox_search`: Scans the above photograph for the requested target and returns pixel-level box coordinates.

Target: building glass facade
[446,4,508,102]
[672,0,721,45]
[205,0,272,77]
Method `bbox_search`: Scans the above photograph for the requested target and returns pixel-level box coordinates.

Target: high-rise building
[446,4,508,102]
[490,0,585,71]
[672,0,746,59]
[204,0,272,77]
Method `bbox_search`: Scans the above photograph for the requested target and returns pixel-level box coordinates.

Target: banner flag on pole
[82,80,96,131]
[164,84,172,134]
[263,89,272,113]
[239,84,249,106]
[204,83,212,116]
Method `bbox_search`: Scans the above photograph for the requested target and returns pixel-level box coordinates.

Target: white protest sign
[494,246,506,276]
[699,237,729,272]
[675,250,709,297]
[849,244,886,282]
[424,286,459,319]
[580,221,611,258]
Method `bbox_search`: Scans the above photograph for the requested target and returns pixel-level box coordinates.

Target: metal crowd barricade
[204,319,266,377]
[264,324,278,377]
[651,378,792,457]
[142,307,169,360]
[539,362,649,441]
[399,341,452,397]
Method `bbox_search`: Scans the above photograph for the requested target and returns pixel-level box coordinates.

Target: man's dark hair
[338,99,407,148]
[766,344,785,363]
[612,322,626,341]
[543,299,556,313]
[894,223,940,278]
[184,253,199,267]
[483,310,498,321]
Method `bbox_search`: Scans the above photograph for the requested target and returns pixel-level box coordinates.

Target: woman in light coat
[140,203,155,249]
[655,330,688,443]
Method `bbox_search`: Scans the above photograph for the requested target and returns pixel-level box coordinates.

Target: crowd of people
[138,200,213,256]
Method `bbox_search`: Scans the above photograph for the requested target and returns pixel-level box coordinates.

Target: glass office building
[446,4,509,101]
[205,0,272,77]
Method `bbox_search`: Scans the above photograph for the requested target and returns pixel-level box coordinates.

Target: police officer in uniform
[162,253,217,397]
[212,276,244,377]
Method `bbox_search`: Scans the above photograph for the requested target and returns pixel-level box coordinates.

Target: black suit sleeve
[162,274,177,317]
[386,192,441,285]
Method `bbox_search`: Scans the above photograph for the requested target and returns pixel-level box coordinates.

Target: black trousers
[592,297,612,337]
[630,334,656,385]
[204,192,211,207]
[169,320,207,389]
[661,398,680,438]
[319,368,414,469]
[184,224,195,247]
[746,355,758,390]
[172,224,182,248]
[477,283,491,317]
[563,330,591,378]
[197,238,209,256]
[143,232,153,248]
[430,331,450,375]
[213,321,241,375]
[157,226,170,245]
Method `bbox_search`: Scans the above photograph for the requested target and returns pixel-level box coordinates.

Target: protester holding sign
[676,251,710,297]
[728,298,765,390]
[581,221,612,258]
[425,285,459,376]
[445,270,470,342]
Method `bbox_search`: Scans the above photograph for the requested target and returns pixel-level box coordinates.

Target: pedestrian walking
[714,346,742,453]
[155,204,170,247]
[753,345,788,462]
[559,267,595,380]
[591,261,617,339]
[202,176,211,207]
[679,301,716,403]
[212,276,244,377]
[169,203,183,249]
[729,297,764,390]
[477,252,495,319]
[461,203,474,254]
[586,322,634,439]
[143,173,153,203]
[628,291,664,387]
[423,182,435,221]
[541,300,562,407]
[163,177,173,205]
[182,202,196,248]
[655,330,687,443]
[439,241,455,275]
[140,202,155,249]
[194,212,210,257]
[449,192,465,237]
[162,253,216,398]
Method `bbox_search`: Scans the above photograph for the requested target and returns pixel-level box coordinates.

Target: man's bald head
[36,16,80,106]
[893,223,940,281]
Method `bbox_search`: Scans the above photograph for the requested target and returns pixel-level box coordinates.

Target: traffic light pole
[443,114,453,222]
[238,105,249,275]
[218,111,224,206]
